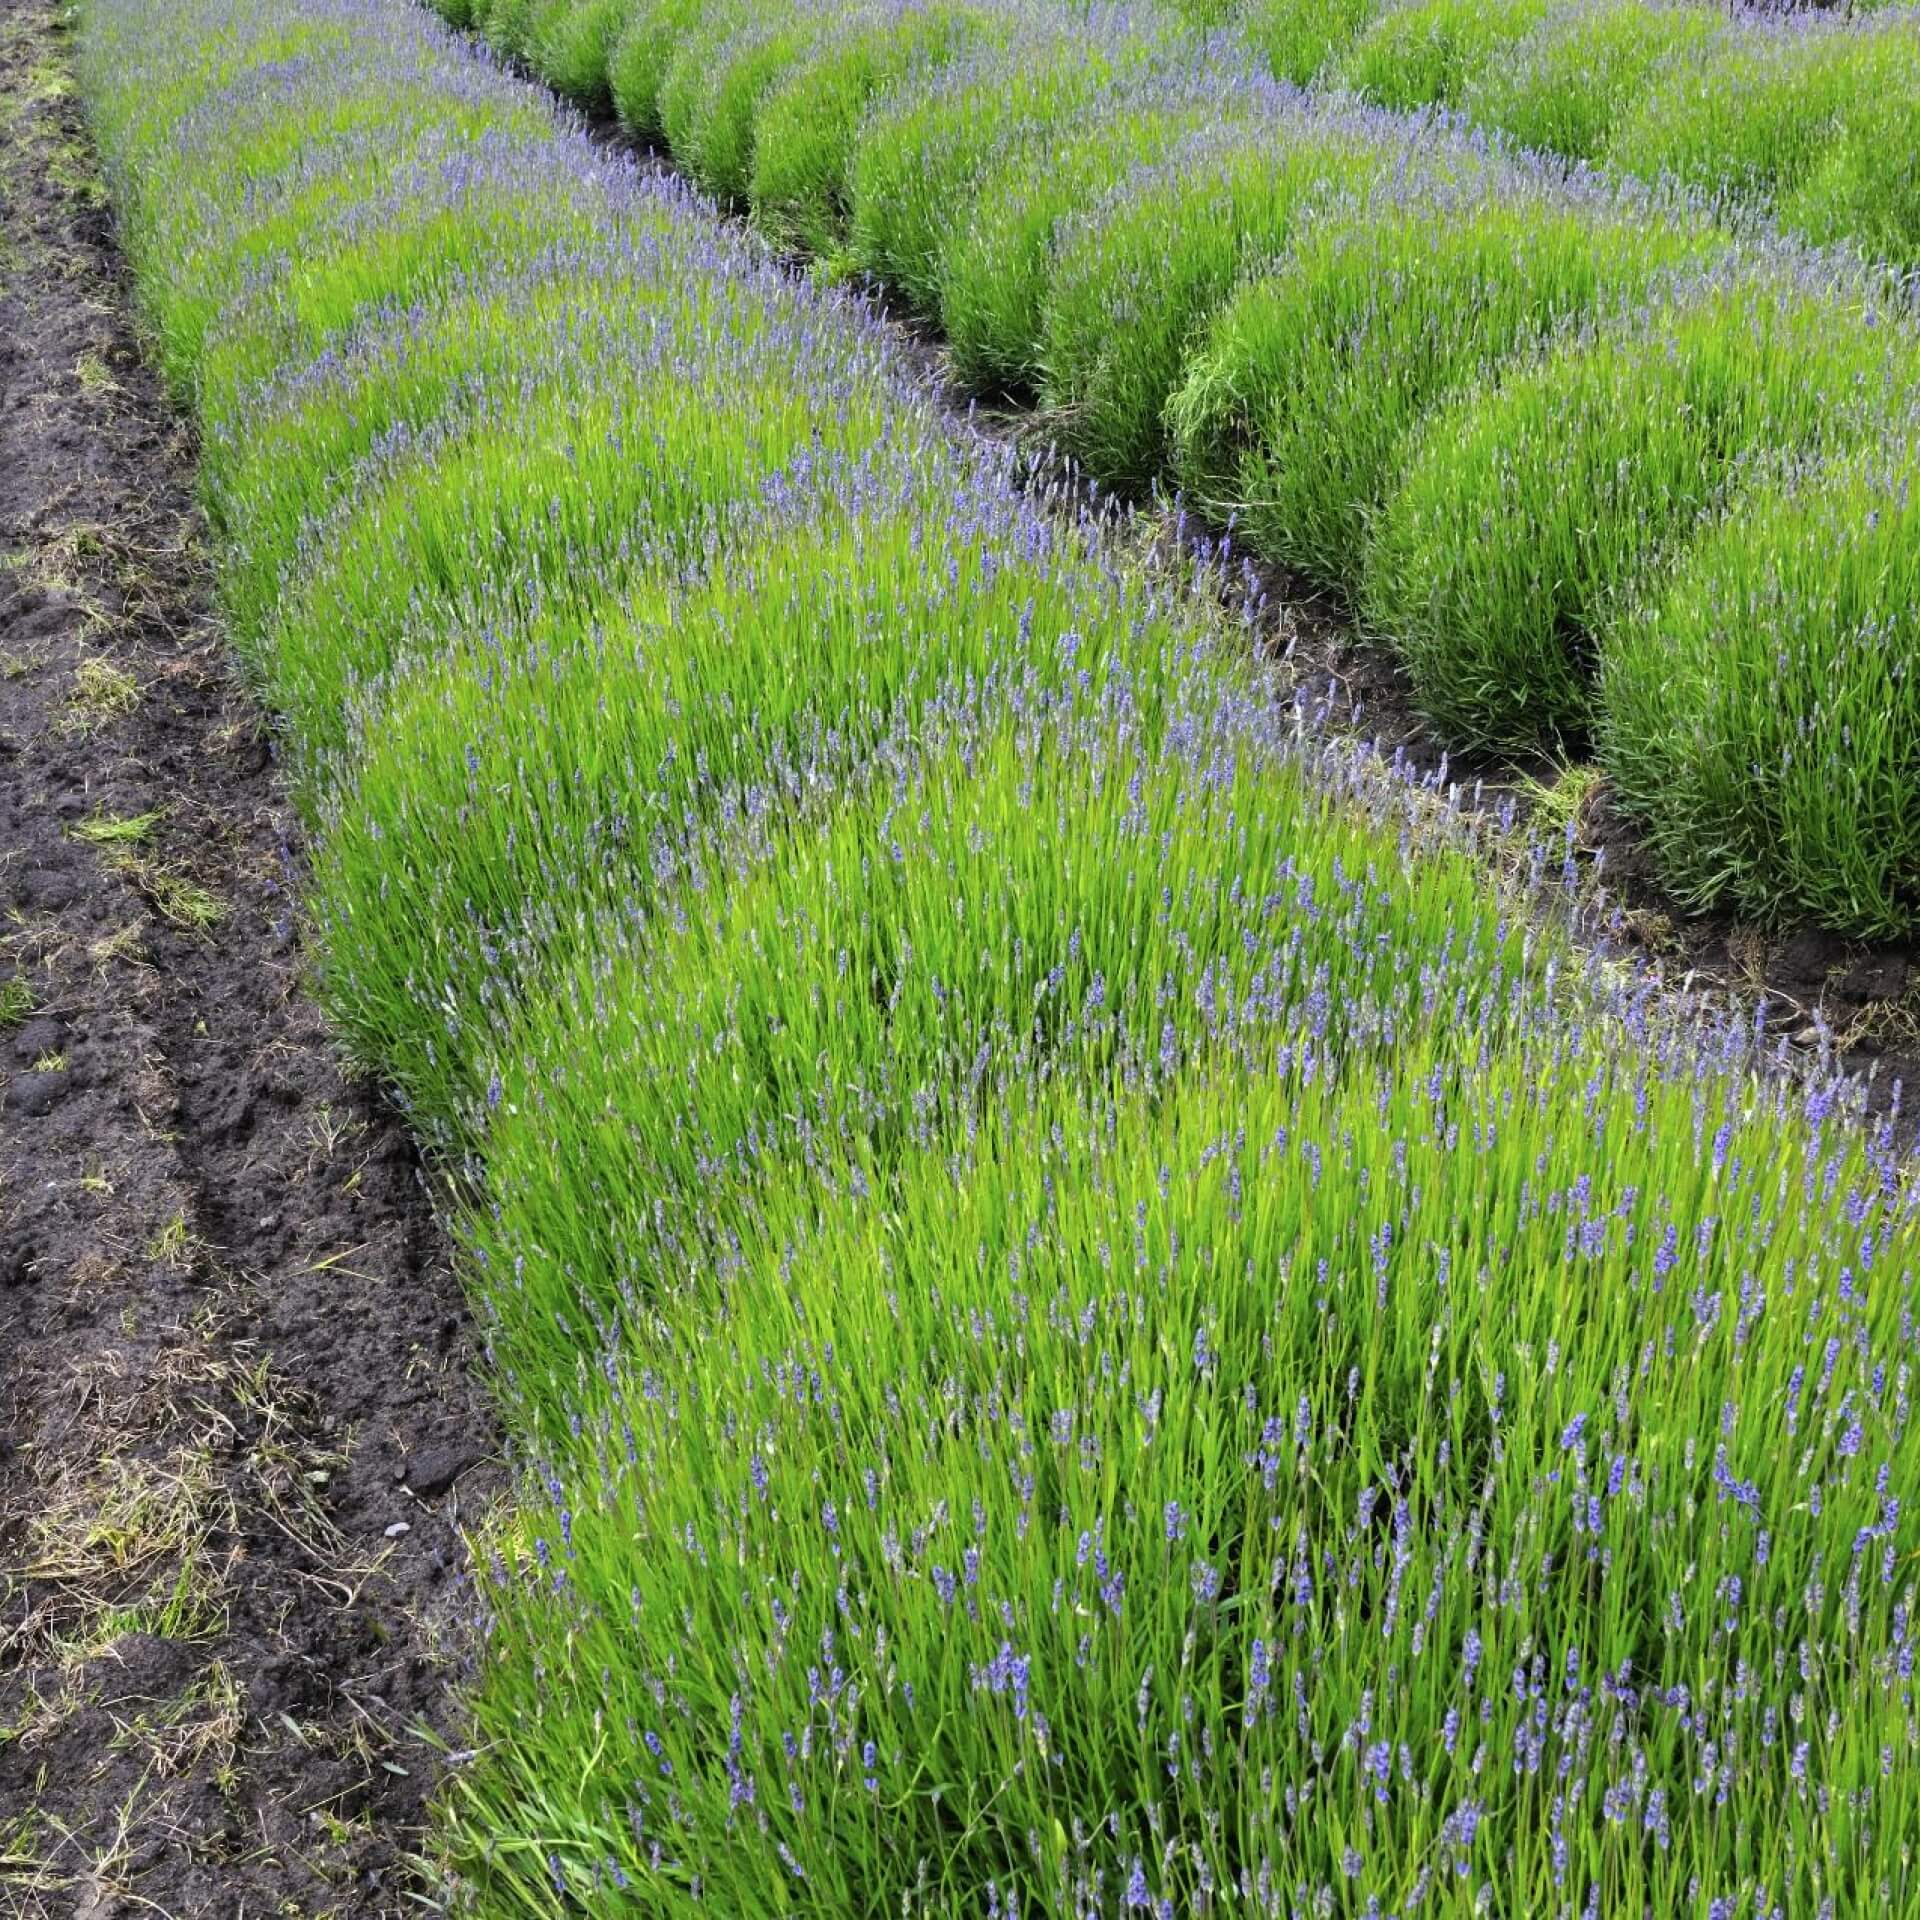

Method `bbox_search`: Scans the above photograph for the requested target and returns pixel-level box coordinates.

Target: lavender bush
[467,0,1920,933]
[73,0,1920,1914]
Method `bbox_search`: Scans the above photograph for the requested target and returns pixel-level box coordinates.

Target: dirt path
[0,3,499,1913]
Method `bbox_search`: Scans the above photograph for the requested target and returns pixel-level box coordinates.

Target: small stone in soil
[402,1443,478,1498]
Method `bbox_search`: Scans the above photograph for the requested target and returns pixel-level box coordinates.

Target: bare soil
[0,3,499,1914]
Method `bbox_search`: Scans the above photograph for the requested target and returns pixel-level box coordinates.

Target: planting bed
[475,0,1920,954]
[0,2,498,1913]
[1257,0,1920,269]
[32,0,1920,1914]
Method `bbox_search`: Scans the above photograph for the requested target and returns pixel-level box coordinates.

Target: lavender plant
[458,1002,1919,1915]
[309,475,1219,1135]
[1307,0,1920,270]
[1247,0,1376,86]
[254,281,906,763]
[1601,447,1920,940]
[1337,0,1556,111]
[403,0,1920,942]
[201,233,706,647]
[1606,9,1877,212]
[608,0,707,138]
[1365,262,1919,753]
[937,101,1210,395]
[1166,173,1712,591]
[1036,114,1391,490]
[525,0,629,109]
[748,2,991,256]
[464,679,1558,1408]
[848,26,1148,317]
[658,6,839,205]
[1459,0,1720,163]
[70,5,1920,1920]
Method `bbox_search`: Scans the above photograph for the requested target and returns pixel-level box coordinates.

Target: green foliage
[607,0,705,139]
[1601,447,1920,938]
[201,253,677,652]
[309,502,1193,1134]
[1336,0,1555,110]
[458,998,1914,1911]
[937,104,1203,396]
[258,342,893,766]
[467,689,1546,1408]
[1365,273,1917,753]
[73,3,1920,1913]
[1604,17,1860,206]
[120,97,544,399]
[849,40,1127,317]
[191,149,603,454]
[659,4,834,205]
[526,0,629,110]
[1036,120,1383,491]
[1460,0,1717,161]
[1167,183,1709,591]
[1246,0,1377,87]
[1780,34,1920,268]
[477,0,541,62]
[748,4,986,255]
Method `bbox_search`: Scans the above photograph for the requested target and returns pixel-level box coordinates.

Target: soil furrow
[0,3,497,1913]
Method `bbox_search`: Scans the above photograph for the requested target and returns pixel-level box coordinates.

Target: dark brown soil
[0,3,498,1914]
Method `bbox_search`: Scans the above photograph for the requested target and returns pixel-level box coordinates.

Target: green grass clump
[1601,446,1920,939]
[849,40,1132,318]
[77,0,1920,1910]
[657,5,835,205]
[190,140,609,447]
[477,0,543,62]
[257,338,893,766]
[525,0,629,109]
[1037,118,1387,492]
[129,116,532,398]
[1779,26,1920,268]
[1247,0,1378,86]
[203,250,679,645]
[748,3,987,256]
[1336,0,1555,111]
[310,494,1192,1133]
[466,686,1546,1409]
[454,990,1918,1912]
[82,13,358,167]
[607,0,706,139]
[1167,183,1711,592]
[1366,271,1917,754]
[936,103,1206,396]
[1604,17,1860,210]
[1461,0,1718,162]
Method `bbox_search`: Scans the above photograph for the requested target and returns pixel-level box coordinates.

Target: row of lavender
[462,0,1920,940]
[1257,0,1920,269]
[77,0,1920,1914]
